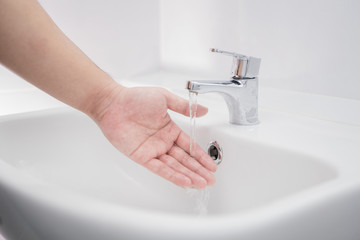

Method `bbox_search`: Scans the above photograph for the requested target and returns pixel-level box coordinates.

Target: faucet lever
[210,48,261,79]
[210,48,247,60]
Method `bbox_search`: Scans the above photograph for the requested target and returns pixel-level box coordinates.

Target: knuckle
[167,171,176,181]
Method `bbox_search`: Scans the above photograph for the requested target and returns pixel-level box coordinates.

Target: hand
[89,84,217,189]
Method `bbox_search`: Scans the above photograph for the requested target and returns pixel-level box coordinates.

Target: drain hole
[209,146,218,160]
[207,141,223,165]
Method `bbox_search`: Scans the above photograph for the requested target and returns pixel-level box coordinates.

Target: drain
[207,141,223,165]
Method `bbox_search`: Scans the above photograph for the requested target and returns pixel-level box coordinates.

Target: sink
[0,86,360,239]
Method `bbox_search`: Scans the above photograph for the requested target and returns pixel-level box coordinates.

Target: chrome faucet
[186,48,261,125]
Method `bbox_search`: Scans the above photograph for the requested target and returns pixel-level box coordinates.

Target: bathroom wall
[0,0,160,90]
[160,0,360,100]
[1,0,359,100]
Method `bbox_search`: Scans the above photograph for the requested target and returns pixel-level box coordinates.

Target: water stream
[186,187,211,216]
[189,91,198,158]
[188,91,211,216]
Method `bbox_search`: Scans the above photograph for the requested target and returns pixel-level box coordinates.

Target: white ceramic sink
[1,78,360,239]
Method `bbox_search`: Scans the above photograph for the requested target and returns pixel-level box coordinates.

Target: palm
[94,87,217,188]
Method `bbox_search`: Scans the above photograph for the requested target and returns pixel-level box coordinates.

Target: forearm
[0,0,119,114]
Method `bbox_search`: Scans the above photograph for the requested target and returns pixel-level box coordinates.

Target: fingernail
[209,160,217,172]
[212,164,218,172]
[183,177,192,187]
[207,175,216,186]
[196,178,207,189]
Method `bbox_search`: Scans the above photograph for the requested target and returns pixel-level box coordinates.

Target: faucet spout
[186,79,259,125]
[187,79,245,94]
[186,48,260,125]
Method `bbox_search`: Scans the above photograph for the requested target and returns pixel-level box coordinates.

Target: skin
[0,0,217,188]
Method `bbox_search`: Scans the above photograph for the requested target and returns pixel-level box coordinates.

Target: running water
[189,91,198,158]
[187,91,211,216]
[186,187,211,216]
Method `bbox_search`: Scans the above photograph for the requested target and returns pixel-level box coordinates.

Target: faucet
[186,48,261,125]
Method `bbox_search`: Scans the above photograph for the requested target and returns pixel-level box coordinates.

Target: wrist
[81,77,125,122]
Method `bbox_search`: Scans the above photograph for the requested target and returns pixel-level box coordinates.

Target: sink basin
[0,85,360,239]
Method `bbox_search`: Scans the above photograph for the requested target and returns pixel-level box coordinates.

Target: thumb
[164,90,208,117]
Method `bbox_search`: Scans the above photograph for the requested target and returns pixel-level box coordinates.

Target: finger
[159,154,207,189]
[168,145,216,186]
[164,90,208,117]
[144,158,192,188]
[176,131,217,172]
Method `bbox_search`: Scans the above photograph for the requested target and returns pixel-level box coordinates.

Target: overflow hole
[207,141,223,165]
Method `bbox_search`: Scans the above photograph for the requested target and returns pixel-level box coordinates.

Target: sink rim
[0,154,346,230]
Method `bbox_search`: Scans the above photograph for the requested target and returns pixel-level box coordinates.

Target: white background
[1,1,360,96]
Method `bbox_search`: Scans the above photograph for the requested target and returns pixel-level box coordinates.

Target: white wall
[160,0,360,100]
[2,0,360,100]
[0,0,160,90]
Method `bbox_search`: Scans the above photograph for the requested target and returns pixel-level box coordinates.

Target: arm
[0,0,216,188]
[0,0,115,111]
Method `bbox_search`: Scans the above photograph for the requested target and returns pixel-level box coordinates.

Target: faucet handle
[210,48,261,79]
